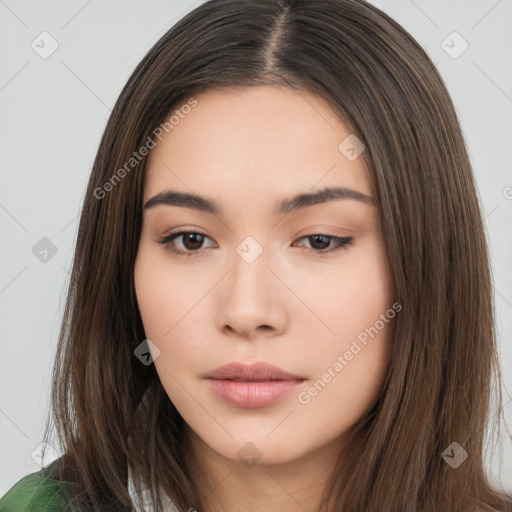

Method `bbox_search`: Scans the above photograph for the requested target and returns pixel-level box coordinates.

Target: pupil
[310,235,329,249]
[184,233,203,250]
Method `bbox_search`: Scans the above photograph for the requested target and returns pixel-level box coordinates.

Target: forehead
[143,85,371,210]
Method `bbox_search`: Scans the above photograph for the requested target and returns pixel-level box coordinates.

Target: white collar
[127,462,179,511]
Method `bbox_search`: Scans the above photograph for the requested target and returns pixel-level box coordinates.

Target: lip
[205,362,305,409]
[205,361,304,381]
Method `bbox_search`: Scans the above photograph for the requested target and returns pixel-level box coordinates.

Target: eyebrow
[143,186,375,216]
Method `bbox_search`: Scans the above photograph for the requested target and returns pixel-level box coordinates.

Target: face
[134,85,397,468]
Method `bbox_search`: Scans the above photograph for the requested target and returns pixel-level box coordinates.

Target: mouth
[204,361,305,408]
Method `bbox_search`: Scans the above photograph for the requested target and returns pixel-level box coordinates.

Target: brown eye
[180,232,206,251]
[157,230,215,257]
[295,234,353,253]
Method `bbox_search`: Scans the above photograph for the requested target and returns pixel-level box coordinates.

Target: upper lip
[205,361,304,381]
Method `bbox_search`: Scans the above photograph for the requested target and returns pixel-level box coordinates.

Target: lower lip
[206,378,304,408]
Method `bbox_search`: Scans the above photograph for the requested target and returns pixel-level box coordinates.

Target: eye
[156,230,216,258]
[156,231,353,258]
[293,234,353,253]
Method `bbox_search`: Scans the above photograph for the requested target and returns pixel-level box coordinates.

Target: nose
[215,244,288,340]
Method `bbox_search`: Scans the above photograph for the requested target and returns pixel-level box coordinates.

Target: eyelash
[156,230,353,258]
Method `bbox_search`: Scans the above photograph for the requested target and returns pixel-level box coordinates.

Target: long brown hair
[41,0,512,510]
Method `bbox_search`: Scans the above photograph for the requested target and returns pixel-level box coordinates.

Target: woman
[1,0,510,511]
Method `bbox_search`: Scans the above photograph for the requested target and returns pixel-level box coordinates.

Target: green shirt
[0,467,137,511]
[1,465,178,511]
[0,468,75,511]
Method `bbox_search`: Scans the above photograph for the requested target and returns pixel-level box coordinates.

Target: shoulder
[0,467,74,512]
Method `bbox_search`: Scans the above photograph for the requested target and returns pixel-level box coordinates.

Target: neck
[182,426,354,512]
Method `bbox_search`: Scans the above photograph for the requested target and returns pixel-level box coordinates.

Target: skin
[134,85,397,512]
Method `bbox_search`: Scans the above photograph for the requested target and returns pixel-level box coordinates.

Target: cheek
[318,241,394,342]
[298,315,395,440]
[133,244,214,377]
[301,238,395,403]
[134,244,178,364]
[134,241,206,337]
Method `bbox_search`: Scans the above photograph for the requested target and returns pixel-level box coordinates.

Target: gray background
[1,0,511,495]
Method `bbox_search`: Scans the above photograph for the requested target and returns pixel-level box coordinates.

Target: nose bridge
[215,233,287,336]
[230,234,271,298]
